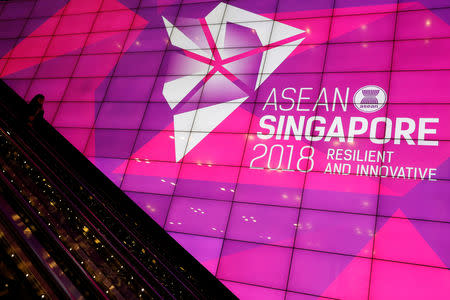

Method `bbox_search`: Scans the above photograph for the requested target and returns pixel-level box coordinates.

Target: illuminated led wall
[1,0,450,298]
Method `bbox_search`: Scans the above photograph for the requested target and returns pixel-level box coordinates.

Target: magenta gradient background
[1,0,450,299]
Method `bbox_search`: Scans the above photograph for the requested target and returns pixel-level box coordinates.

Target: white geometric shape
[163,73,205,109]
[200,73,248,103]
[191,96,248,132]
[162,3,306,159]
[204,3,306,81]
[174,96,248,162]
[256,38,305,89]
[204,2,228,24]
[221,3,270,23]
[162,16,211,58]
[173,110,196,162]
[270,20,305,44]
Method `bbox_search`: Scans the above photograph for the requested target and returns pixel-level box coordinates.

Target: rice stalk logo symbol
[353,85,387,113]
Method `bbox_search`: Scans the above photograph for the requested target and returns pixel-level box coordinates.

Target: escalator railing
[0,79,236,299]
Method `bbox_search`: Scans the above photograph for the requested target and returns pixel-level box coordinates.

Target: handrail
[0,99,188,298]
[0,148,105,298]
[0,192,76,299]
[0,126,166,298]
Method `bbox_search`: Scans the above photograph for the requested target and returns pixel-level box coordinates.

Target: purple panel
[217,240,292,289]
[288,250,371,298]
[114,52,164,76]
[55,13,97,35]
[140,102,173,130]
[92,10,134,32]
[393,39,450,71]
[221,21,271,48]
[133,6,180,29]
[2,57,40,79]
[74,54,119,77]
[140,0,182,8]
[268,44,326,74]
[273,17,331,46]
[370,260,450,300]
[222,280,285,300]
[169,232,222,274]
[130,130,167,159]
[0,19,26,38]
[56,127,91,152]
[52,102,96,127]
[226,203,298,247]
[375,216,450,268]
[176,2,223,26]
[0,59,6,75]
[83,31,128,54]
[390,70,450,103]
[4,79,31,98]
[235,167,305,207]
[64,0,102,15]
[89,156,126,187]
[159,50,211,76]
[0,1,34,20]
[399,0,450,10]
[165,196,231,237]
[285,292,319,300]
[95,102,146,129]
[326,41,393,72]
[63,77,108,101]
[101,0,139,11]
[302,173,379,214]
[10,36,51,58]
[36,55,78,78]
[121,160,180,194]
[104,76,155,101]
[43,101,60,123]
[32,0,67,18]
[124,28,170,52]
[277,0,333,18]
[0,39,18,59]
[84,129,137,157]
[296,210,375,256]
[379,178,450,223]
[330,12,395,43]
[26,78,69,101]
[21,17,59,37]
[126,191,171,226]
[397,8,450,40]
[335,0,397,15]
[175,164,239,201]
[47,34,87,56]
[227,0,278,19]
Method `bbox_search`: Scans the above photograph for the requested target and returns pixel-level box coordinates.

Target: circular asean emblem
[353,85,387,113]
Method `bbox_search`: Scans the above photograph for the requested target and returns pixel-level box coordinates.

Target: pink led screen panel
[1,0,450,298]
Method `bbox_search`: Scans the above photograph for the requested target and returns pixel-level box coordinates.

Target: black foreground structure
[0,79,236,299]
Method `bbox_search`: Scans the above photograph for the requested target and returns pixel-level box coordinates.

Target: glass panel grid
[1,0,449,298]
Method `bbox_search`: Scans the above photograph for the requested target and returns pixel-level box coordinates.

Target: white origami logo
[162,3,305,162]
